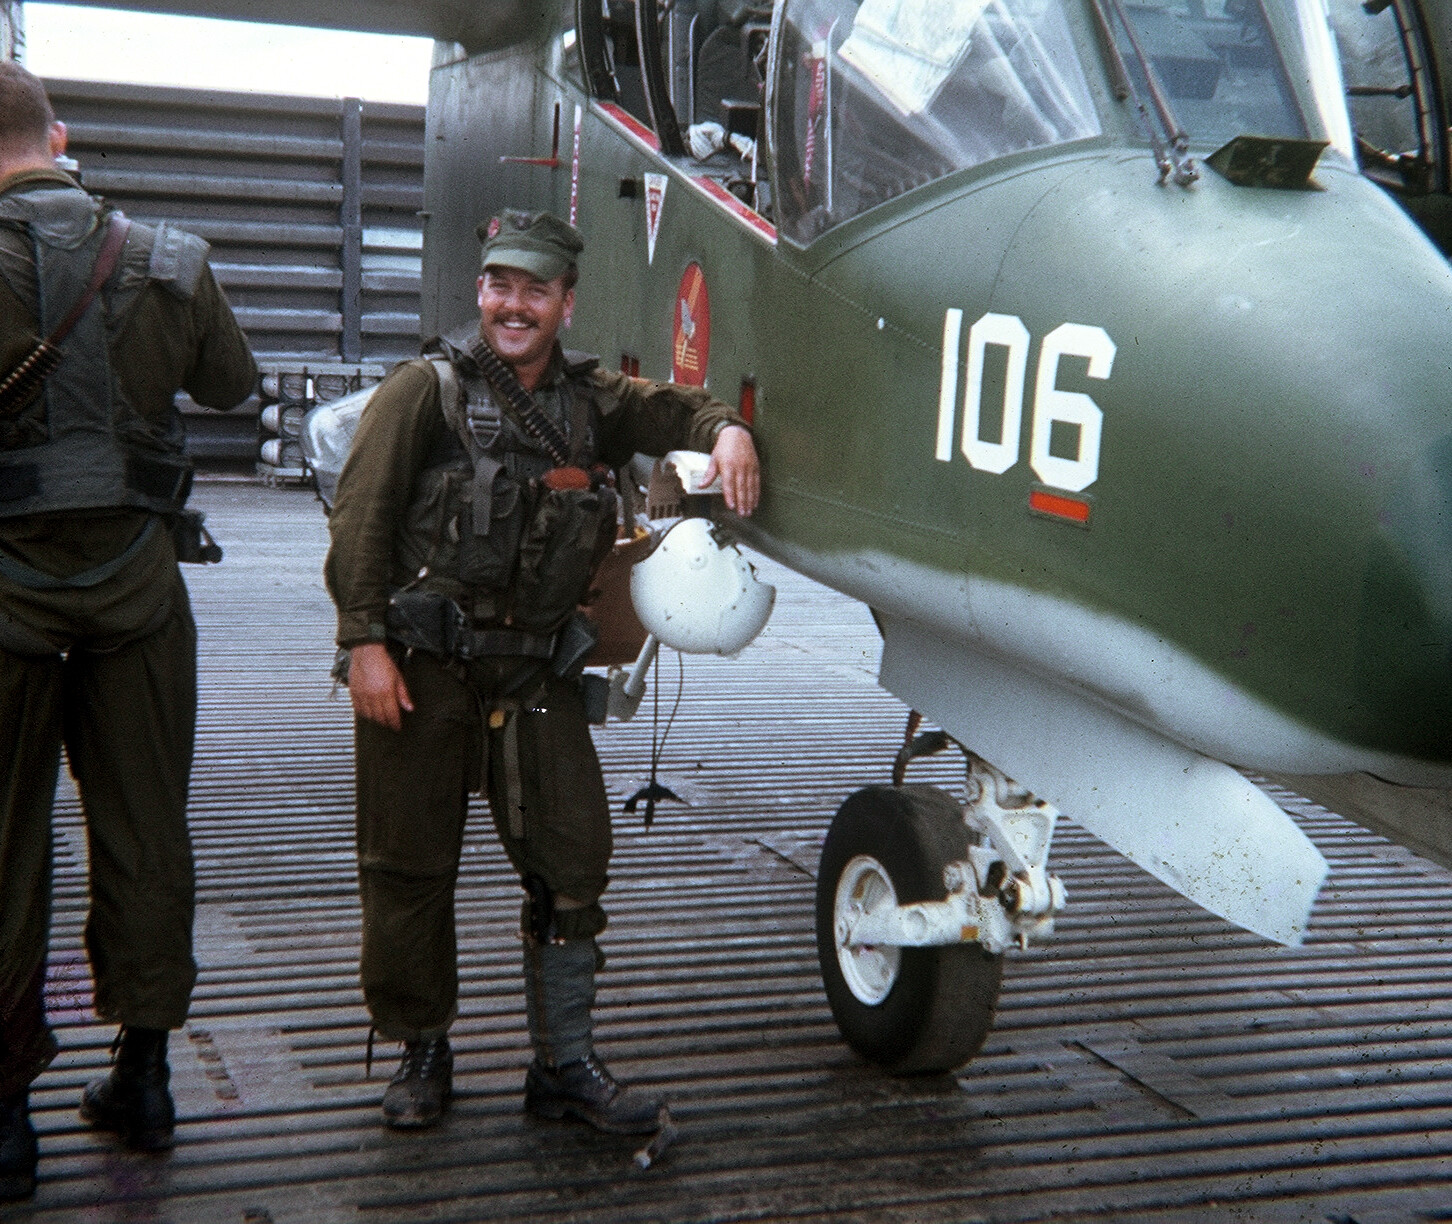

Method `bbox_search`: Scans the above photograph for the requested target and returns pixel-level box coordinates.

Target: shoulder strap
[426,352,507,462]
[427,355,467,443]
[0,212,132,416]
[52,212,132,344]
[566,376,595,468]
[426,353,507,540]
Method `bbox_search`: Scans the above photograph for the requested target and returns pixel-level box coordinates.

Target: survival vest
[392,330,620,637]
[0,179,206,518]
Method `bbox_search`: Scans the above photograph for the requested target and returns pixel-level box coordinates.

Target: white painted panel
[878,613,1329,945]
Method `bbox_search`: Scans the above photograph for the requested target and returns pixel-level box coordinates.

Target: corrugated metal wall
[42,77,425,461]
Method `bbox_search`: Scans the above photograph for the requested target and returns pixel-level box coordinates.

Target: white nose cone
[630,518,776,655]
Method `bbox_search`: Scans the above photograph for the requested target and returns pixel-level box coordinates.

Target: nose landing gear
[815,727,1066,1073]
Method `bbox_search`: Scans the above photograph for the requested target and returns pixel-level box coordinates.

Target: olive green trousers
[0,590,197,1098]
[353,648,612,1042]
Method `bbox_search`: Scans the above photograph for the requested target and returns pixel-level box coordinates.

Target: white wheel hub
[834,854,902,1005]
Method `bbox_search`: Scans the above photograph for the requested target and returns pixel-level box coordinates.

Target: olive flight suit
[325,343,747,1042]
[0,167,256,1098]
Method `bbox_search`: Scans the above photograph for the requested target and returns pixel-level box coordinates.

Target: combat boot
[521,935,665,1134]
[0,1093,38,1201]
[79,1026,175,1152]
[524,1052,663,1134]
[381,1036,452,1129]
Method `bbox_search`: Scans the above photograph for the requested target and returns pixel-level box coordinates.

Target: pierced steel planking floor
[11,481,1452,1224]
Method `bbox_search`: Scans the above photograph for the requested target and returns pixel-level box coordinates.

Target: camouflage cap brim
[481,241,572,281]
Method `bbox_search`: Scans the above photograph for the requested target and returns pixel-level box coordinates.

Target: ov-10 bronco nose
[986,153,1452,784]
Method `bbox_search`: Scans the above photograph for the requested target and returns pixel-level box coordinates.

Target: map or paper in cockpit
[837,0,990,115]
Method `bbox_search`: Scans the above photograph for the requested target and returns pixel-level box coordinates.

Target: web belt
[0,517,158,591]
[464,626,556,660]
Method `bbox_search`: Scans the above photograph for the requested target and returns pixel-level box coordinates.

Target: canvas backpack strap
[427,355,466,444]
[427,352,510,540]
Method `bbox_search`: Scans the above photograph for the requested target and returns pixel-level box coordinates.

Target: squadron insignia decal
[645,173,667,265]
[672,263,710,387]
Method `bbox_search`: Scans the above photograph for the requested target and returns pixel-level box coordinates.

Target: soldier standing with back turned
[326,209,759,1135]
[0,63,257,1200]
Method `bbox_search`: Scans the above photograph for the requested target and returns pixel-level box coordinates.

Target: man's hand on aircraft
[348,641,414,730]
[704,423,760,516]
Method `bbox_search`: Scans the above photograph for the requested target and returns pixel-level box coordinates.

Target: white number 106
[935,310,1116,494]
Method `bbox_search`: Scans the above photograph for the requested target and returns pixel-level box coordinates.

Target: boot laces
[397,1037,447,1083]
[110,1025,165,1070]
[579,1052,620,1099]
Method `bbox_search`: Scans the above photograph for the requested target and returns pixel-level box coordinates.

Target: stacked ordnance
[255,361,383,487]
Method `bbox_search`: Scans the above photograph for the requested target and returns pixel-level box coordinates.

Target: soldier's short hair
[0,61,57,160]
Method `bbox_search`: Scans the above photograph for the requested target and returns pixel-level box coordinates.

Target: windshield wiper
[1089,0,1199,186]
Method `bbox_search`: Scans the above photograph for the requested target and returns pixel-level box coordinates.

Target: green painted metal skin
[408,0,1452,786]
[92,1,1452,890]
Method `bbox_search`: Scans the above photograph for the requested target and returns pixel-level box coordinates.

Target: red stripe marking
[598,102,660,151]
[692,176,778,241]
[739,378,756,425]
[1029,488,1092,524]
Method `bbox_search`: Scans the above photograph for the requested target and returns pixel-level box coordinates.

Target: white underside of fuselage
[732,533,1452,943]
[748,539,1452,788]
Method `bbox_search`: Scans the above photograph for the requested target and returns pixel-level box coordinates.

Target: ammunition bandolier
[386,331,621,659]
[326,329,749,1051]
[0,167,256,1111]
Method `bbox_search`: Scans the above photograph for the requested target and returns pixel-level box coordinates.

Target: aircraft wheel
[815,785,1003,1074]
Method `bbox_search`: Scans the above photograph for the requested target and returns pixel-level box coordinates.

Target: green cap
[477,209,583,281]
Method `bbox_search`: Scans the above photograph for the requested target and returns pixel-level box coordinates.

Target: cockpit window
[1325,0,1443,194]
[1108,1,1307,149]
[771,0,1101,245]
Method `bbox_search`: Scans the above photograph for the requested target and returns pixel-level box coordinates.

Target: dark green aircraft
[76,0,1452,1072]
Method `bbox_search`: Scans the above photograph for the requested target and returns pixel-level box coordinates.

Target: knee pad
[521,874,607,943]
[521,874,556,943]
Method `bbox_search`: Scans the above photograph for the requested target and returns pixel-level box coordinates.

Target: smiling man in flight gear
[0,63,257,1201]
[325,208,759,1135]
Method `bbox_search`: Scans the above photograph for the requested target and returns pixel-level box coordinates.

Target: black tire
[815,785,1003,1074]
